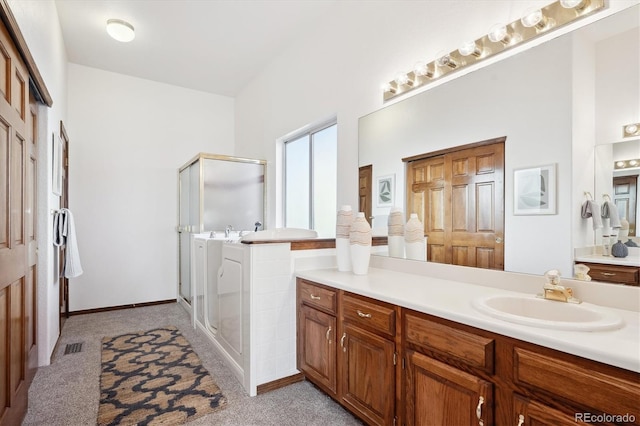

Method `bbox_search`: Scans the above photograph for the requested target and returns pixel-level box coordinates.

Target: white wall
[67,64,234,311]
[235,1,639,280]
[7,0,68,364]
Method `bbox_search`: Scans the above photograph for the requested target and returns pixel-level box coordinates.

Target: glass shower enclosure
[178,154,266,304]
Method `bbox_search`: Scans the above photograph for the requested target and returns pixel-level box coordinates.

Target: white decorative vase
[405,213,426,261]
[387,207,405,258]
[350,212,372,275]
[336,205,353,271]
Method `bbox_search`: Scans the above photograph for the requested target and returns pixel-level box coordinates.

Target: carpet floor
[22,303,362,426]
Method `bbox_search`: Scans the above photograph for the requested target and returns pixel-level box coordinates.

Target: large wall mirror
[358,4,639,281]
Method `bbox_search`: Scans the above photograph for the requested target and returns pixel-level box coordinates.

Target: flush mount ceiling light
[622,122,640,138]
[382,0,604,101]
[106,19,135,42]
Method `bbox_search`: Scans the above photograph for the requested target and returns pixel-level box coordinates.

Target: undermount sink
[471,294,624,331]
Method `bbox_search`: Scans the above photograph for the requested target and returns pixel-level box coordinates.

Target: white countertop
[575,246,640,267]
[296,267,640,373]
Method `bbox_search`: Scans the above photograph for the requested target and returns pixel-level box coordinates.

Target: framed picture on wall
[376,174,395,207]
[513,163,556,215]
[52,133,62,196]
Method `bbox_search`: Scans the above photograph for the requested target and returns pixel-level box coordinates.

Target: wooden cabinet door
[406,139,504,269]
[513,394,577,426]
[298,305,337,395]
[405,349,492,426]
[340,323,395,426]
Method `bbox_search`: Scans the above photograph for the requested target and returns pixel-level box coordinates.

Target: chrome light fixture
[623,123,640,138]
[106,19,135,42]
[382,0,605,101]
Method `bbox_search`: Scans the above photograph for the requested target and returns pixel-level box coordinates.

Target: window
[284,121,337,237]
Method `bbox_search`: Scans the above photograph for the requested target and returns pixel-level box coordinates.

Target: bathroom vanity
[296,258,640,426]
[574,246,640,286]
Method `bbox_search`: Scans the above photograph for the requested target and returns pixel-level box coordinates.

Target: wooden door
[406,139,504,269]
[340,323,395,426]
[297,304,337,396]
[59,122,69,328]
[0,21,37,426]
[613,175,637,236]
[358,164,372,225]
[405,350,492,426]
[513,394,577,426]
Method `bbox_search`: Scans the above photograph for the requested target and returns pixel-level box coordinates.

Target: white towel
[581,200,602,230]
[601,201,621,229]
[53,209,83,278]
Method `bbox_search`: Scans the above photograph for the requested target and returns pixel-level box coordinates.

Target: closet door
[406,139,504,269]
[0,20,37,426]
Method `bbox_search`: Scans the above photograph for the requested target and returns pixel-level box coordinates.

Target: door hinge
[393,352,397,365]
[402,357,405,369]
[393,416,397,426]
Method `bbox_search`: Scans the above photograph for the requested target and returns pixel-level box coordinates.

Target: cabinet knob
[476,396,484,426]
[310,294,321,300]
[340,332,347,352]
[517,414,524,426]
[326,326,332,343]
[357,310,372,318]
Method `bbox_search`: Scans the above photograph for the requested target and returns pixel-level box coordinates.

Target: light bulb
[413,62,427,76]
[624,124,638,135]
[521,8,542,27]
[394,72,409,86]
[616,161,625,168]
[381,82,395,93]
[106,19,135,42]
[488,23,511,44]
[630,160,638,166]
[458,40,481,57]
[435,51,458,69]
[560,0,587,9]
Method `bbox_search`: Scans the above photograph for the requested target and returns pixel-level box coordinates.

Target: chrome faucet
[225,225,233,238]
[539,269,581,304]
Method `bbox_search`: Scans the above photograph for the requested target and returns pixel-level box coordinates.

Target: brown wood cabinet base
[297,277,640,426]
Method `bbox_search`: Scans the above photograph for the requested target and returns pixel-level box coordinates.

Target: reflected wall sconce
[106,19,135,42]
[622,122,640,138]
[382,0,605,101]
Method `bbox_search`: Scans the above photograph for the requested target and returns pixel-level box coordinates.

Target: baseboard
[68,299,177,316]
[256,373,305,394]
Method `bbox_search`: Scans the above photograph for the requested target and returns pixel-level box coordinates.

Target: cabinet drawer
[581,262,639,285]
[298,279,337,314]
[405,312,494,373]
[514,347,640,420]
[342,293,395,337]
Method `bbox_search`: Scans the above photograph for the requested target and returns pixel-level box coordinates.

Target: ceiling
[55,0,338,97]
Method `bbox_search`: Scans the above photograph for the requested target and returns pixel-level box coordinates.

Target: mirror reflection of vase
[405,213,426,261]
[388,207,405,258]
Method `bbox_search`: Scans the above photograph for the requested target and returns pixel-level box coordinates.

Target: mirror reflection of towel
[601,201,621,229]
[581,200,602,230]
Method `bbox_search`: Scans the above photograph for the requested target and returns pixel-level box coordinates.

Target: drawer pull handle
[517,414,524,426]
[310,294,321,300]
[357,310,372,318]
[476,396,484,426]
[326,326,332,343]
[340,333,347,352]
[601,272,616,276]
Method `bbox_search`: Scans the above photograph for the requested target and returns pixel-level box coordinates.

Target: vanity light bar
[614,158,640,169]
[382,0,605,102]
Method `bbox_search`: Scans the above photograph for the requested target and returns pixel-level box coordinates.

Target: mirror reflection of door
[405,138,505,269]
[359,164,372,225]
[59,122,70,328]
[613,175,637,236]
